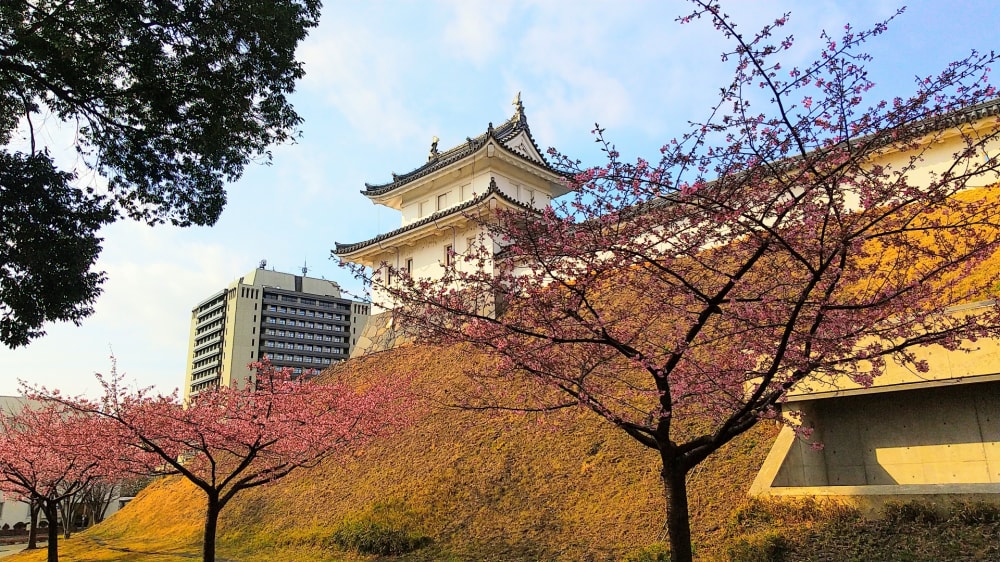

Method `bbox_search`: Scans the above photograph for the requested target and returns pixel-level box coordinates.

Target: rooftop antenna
[301,259,308,277]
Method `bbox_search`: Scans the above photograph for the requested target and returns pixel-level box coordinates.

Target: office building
[184,266,370,399]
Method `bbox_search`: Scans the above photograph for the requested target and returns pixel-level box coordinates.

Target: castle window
[444,244,454,267]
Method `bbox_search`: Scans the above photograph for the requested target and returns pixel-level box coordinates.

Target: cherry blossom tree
[79,478,124,525]
[0,400,121,562]
[357,3,1000,561]
[43,358,412,562]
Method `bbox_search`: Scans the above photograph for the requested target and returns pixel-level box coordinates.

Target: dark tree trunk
[203,494,221,562]
[660,455,693,562]
[44,501,59,562]
[27,501,39,550]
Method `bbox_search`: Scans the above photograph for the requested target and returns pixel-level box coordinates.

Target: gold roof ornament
[428,135,440,161]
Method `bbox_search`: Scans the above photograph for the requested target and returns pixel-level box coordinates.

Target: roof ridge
[362,98,563,196]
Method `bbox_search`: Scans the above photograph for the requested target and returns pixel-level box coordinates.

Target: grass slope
[7,343,778,561]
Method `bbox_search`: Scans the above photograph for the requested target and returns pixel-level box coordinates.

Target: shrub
[331,519,430,555]
[12,522,25,531]
[331,501,431,555]
[729,498,774,531]
[951,501,1000,525]
[621,542,671,562]
[725,531,788,562]
[881,501,940,525]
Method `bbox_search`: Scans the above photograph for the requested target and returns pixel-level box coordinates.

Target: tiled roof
[362,103,565,196]
[336,177,537,255]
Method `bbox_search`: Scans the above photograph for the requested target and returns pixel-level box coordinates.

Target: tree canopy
[39,358,413,562]
[0,0,321,347]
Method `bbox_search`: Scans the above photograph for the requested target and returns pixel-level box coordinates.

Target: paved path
[0,540,239,561]
[0,543,26,558]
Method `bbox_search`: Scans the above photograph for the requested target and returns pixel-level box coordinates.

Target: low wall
[751,380,1000,504]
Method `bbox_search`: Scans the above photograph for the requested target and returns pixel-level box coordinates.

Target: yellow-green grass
[6,343,779,561]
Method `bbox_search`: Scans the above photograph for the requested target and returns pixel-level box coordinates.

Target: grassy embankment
[5,342,778,561]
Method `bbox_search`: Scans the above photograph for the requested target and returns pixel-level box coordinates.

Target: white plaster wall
[369,222,492,315]
[398,162,558,226]
[0,495,124,529]
[871,131,1000,190]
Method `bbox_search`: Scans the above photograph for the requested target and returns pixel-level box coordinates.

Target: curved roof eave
[361,110,569,197]
[337,177,539,257]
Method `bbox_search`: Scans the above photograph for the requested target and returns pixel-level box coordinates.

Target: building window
[437,193,447,211]
[444,244,454,267]
[523,186,535,205]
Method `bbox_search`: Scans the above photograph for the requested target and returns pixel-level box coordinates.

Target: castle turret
[335,95,569,315]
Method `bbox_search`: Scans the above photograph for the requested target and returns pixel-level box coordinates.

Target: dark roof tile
[362,104,565,196]
[337,177,537,255]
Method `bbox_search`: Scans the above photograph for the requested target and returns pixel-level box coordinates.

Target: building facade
[335,94,569,316]
[183,267,370,399]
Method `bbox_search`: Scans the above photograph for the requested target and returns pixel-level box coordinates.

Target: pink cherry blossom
[33,358,413,562]
[344,3,1000,561]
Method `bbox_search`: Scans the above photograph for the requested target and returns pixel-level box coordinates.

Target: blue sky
[2,0,998,396]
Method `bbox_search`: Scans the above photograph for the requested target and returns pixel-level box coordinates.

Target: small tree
[361,3,1000,561]
[47,359,412,562]
[79,478,122,526]
[0,401,119,562]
